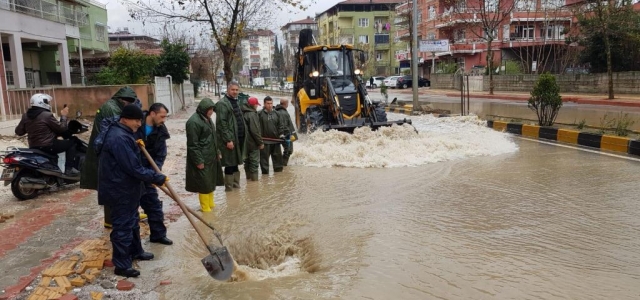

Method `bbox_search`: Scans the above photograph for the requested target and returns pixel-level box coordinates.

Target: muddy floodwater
[132,107,640,300]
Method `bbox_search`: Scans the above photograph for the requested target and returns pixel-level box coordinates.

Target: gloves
[279,134,285,140]
[136,139,145,147]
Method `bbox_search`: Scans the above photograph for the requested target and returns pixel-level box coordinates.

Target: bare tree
[444,0,518,94]
[123,0,307,83]
[573,0,640,99]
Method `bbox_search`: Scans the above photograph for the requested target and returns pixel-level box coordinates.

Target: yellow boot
[208,192,215,209]
[199,193,211,212]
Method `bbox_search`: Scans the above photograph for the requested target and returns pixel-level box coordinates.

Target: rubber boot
[208,192,215,209]
[283,157,289,167]
[232,172,241,188]
[249,173,259,181]
[224,174,234,192]
[199,193,211,212]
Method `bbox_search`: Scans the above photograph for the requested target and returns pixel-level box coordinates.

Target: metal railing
[6,87,58,119]
[0,0,88,26]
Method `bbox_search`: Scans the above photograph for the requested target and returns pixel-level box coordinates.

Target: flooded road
[143,108,640,300]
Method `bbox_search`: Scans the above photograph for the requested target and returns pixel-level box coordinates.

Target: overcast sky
[103,0,343,41]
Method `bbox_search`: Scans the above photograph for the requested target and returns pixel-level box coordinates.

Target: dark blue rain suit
[98,122,166,270]
[135,113,170,240]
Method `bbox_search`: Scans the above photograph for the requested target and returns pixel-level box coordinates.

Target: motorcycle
[0,109,89,200]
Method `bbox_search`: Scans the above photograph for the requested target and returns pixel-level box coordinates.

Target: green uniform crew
[274,99,297,167]
[215,82,246,191]
[242,97,263,181]
[258,96,286,174]
[185,98,225,212]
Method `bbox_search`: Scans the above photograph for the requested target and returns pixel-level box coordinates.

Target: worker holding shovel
[98,104,167,278]
[185,98,224,212]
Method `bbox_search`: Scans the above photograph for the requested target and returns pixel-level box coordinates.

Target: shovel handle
[138,144,213,253]
[156,184,224,246]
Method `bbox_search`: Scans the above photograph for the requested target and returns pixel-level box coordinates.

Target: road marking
[516,136,640,162]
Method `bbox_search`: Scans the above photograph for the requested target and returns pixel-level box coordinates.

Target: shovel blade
[201,246,235,281]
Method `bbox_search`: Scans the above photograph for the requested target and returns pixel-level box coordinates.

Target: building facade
[108,28,161,52]
[316,0,405,77]
[281,16,318,78]
[424,0,573,74]
[240,29,275,78]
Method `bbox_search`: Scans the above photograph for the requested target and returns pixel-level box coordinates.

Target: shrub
[528,73,563,126]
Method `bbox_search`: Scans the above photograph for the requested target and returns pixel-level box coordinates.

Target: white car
[365,76,386,88]
[383,76,401,88]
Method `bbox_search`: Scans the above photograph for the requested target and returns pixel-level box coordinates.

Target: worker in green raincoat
[81,86,138,228]
[214,82,246,191]
[185,98,224,212]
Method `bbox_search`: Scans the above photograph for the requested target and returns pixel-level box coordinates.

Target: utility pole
[269,34,273,88]
[411,0,419,111]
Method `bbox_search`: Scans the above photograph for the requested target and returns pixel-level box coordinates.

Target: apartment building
[108,28,161,53]
[316,0,405,76]
[281,16,318,78]
[1,0,98,89]
[422,0,573,73]
[240,29,275,78]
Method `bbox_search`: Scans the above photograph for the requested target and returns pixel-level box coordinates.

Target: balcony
[376,60,390,66]
[338,27,354,35]
[0,0,88,26]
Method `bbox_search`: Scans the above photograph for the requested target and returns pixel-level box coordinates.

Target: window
[484,28,498,40]
[376,51,384,61]
[427,32,436,40]
[359,35,369,44]
[25,71,35,88]
[417,12,422,23]
[5,71,14,85]
[484,0,498,11]
[540,25,565,40]
[358,18,369,27]
[454,29,465,42]
[514,26,534,40]
[516,0,536,10]
[95,24,105,42]
[541,0,565,9]
[428,6,436,20]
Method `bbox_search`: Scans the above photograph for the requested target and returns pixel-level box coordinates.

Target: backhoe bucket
[322,119,414,133]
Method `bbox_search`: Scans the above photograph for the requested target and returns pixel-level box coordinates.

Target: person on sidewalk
[258,96,287,174]
[242,97,263,181]
[15,93,78,176]
[186,98,224,212]
[135,103,173,245]
[81,86,138,228]
[215,82,246,191]
[274,99,297,167]
[98,104,167,278]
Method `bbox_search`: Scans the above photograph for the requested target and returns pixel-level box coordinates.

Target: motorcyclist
[15,93,79,176]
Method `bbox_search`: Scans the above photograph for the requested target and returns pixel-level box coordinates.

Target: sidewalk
[396,88,640,108]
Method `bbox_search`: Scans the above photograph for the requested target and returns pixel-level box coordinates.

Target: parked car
[365,76,386,88]
[383,76,401,88]
[396,75,431,89]
[281,82,294,90]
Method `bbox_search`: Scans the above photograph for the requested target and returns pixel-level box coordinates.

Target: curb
[487,120,640,156]
[385,106,413,116]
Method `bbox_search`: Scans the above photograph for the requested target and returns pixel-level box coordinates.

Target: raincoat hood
[26,107,48,119]
[112,86,138,100]
[197,98,216,116]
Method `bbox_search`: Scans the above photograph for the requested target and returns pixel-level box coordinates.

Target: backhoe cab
[292,29,412,134]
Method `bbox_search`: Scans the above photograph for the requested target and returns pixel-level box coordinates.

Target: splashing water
[290,114,518,168]
[227,225,321,282]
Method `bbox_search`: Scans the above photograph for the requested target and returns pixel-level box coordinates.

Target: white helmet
[30,93,53,111]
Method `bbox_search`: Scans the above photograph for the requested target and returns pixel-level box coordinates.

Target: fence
[5,87,58,119]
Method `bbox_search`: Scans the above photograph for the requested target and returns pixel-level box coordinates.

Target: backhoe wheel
[374,106,388,122]
[11,170,39,201]
[306,106,325,133]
